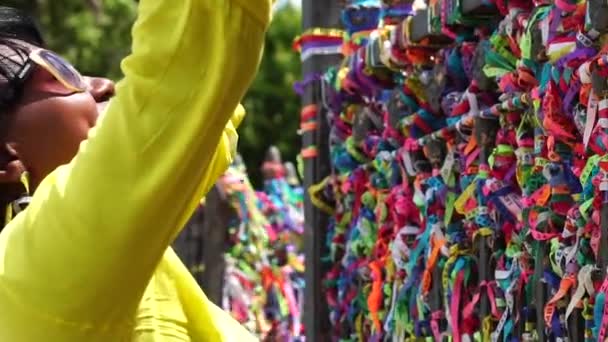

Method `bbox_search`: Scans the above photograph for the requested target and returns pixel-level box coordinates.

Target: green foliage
[241,5,302,186]
[6,0,136,79]
[6,1,301,186]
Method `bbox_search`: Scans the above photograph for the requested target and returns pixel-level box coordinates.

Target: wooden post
[600,192,608,277]
[200,185,235,306]
[173,206,207,285]
[533,240,547,341]
[591,189,608,339]
[567,308,584,342]
[514,283,524,339]
[263,146,283,179]
[474,115,499,335]
[301,0,342,340]
[173,181,234,307]
[424,139,447,337]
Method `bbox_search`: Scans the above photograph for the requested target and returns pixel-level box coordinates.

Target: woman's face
[4,44,115,187]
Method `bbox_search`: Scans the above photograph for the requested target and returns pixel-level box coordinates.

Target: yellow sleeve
[0,0,269,329]
[232,103,247,128]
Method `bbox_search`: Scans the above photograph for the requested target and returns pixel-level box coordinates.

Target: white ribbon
[441,150,456,183]
[565,265,596,321]
[300,46,343,62]
[401,149,418,177]
[492,261,519,341]
[383,280,400,333]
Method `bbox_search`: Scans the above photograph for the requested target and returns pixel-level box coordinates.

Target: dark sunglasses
[14,48,87,93]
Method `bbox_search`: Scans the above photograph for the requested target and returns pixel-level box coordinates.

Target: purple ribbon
[293,73,323,95]
[562,78,581,118]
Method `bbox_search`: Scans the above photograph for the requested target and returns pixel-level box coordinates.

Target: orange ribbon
[543,275,576,327]
[422,236,447,295]
[367,259,385,333]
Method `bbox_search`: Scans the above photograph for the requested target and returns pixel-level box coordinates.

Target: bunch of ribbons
[296,0,608,340]
[216,157,305,341]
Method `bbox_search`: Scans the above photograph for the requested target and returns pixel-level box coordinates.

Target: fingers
[0,144,25,184]
[0,159,25,183]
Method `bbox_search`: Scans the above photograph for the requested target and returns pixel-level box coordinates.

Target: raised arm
[0,0,270,329]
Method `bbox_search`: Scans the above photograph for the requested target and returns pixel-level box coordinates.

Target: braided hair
[0,7,44,229]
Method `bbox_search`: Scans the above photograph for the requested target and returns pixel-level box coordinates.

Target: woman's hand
[0,145,25,184]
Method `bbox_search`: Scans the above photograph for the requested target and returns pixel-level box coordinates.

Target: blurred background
[4,0,302,187]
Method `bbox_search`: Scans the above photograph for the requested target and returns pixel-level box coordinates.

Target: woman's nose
[85,77,115,102]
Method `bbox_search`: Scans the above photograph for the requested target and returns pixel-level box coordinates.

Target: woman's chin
[96,101,110,119]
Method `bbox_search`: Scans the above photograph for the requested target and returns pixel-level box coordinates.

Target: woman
[0,0,271,341]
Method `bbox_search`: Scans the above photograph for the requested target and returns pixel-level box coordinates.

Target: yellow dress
[0,0,272,340]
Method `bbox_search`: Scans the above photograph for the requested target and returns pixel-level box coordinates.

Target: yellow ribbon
[355,313,365,341]
[454,181,476,215]
[473,227,494,240]
[308,177,336,215]
[482,316,494,341]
